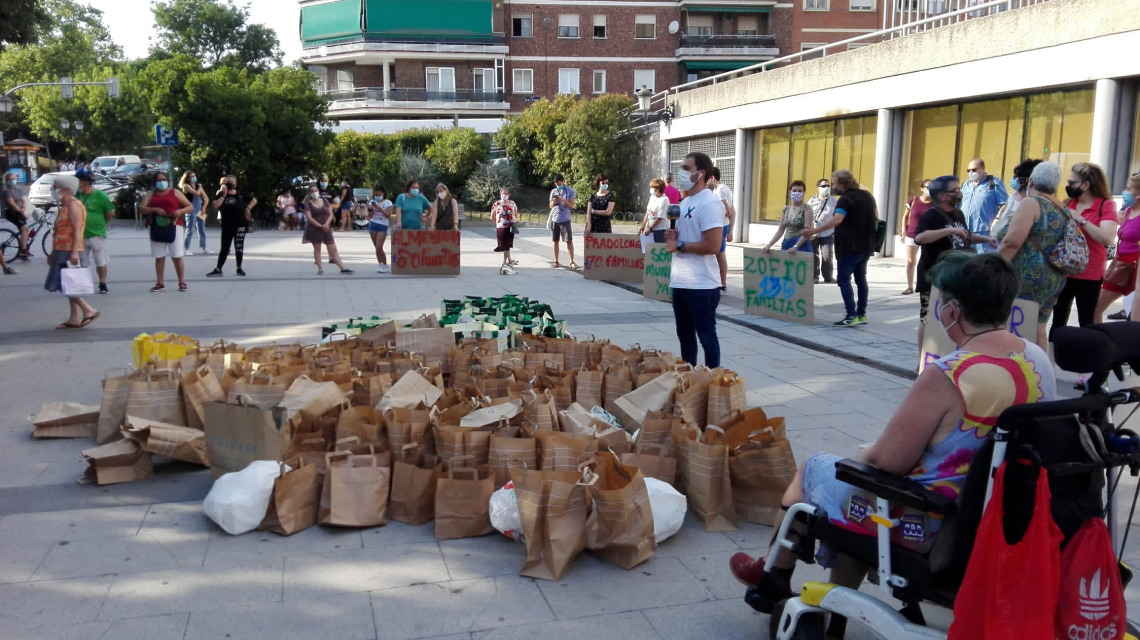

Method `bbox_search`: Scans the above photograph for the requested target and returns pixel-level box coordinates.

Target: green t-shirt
[78,188,114,238]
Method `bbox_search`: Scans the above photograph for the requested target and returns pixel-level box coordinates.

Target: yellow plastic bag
[132,332,199,368]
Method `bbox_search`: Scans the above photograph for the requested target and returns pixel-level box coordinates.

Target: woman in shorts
[368,185,392,273]
[139,171,192,292]
[899,178,933,295]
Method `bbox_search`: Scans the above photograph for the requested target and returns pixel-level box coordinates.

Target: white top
[648,194,670,231]
[808,195,838,238]
[714,184,733,225]
[370,198,392,223]
[670,188,723,290]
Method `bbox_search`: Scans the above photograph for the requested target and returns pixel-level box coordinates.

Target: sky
[84,0,304,64]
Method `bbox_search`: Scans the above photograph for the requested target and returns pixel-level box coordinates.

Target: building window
[800,43,826,61]
[688,15,713,36]
[592,70,606,94]
[558,68,580,94]
[635,15,656,39]
[633,69,655,93]
[850,0,875,10]
[558,14,579,38]
[513,69,533,93]
[309,65,327,92]
[336,69,354,91]
[804,0,830,10]
[512,14,533,38]
[474,68,496,93]
[738,16,758,36]
[594,15,606,39]
[426,67,456,93]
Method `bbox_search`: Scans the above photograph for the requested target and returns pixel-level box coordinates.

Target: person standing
[337,178,354,232]
[549,174,577,269]
[665,152,724,368]
[1098,175,1140,322]
[961,158,1008,253]
[802,169,878,327]
[140,172,192,292]
[1050,162,1117,336]
[368,185,392,273]
[75,169,114,294]
[808,178,837,284]
[586,174,614,235]
[207,175,255,278]
[492,187,518,275]
[43,175,98,328]
[708,167,733,292]
[761,180,813,254]
[179,171,208,255]
[301,185,353,275]
[640,179,670,243]
[393,180,431,232]
[3,173,30,260]
[899,179,933,295]
[663,173,682,205]
[431,184,459,231]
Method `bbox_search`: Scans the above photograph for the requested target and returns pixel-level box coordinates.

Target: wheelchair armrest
[834,459,957,515]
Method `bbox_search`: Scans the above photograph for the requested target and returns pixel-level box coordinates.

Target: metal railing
[324,88,508,105]
[636,0,1051,115]
[677,34,778,48]
[304,36,508,57]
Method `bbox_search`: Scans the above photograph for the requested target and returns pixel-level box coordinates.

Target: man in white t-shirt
[666,152,725,367]
[708,167,733,292]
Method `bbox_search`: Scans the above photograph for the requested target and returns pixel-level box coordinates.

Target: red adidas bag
[948,464,1062,640]
[1056,518,1126,640]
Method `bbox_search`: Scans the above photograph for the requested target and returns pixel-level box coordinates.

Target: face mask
[500,194,509,202]
[676,169,698,191]
[650,189,658,197]
[5,180,14,187]
[790,191,804,202]
[950,193,963,207]
[310,192,320,200]
[942,299,960,337]
[1009,177,1021,192]
[921,188,930,198]
[410,188,420,196]
[968,170,980,182]
[818,186,829,196]
[1065,184,1084,200]
[600,183,609,192]
[156,181,169,190]
[1124,191,1135,209]
[319,181,328,188]
[437,191,447,199]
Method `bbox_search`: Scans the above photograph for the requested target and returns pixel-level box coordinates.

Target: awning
[685,60,763,70]
[685,6,772,12]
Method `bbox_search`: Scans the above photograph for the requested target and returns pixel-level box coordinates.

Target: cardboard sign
[919,286,1040,371]
[742,248,814,325]
[392,229,461,276]
[584,234,644,283]
[643,243,672,302]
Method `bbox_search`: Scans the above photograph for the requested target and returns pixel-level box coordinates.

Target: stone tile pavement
[0,225,1135,638]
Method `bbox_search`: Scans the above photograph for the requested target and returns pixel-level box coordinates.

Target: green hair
[929,251,1019,326]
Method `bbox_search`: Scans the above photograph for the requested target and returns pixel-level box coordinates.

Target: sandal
[79,312,99,327]
[340,269,354,274]
[178,282,188,292]
[569,262,579,270]
[551,262,560,268]
[901,287,914,295]
[150,284,165,292]
[55,322,82,330]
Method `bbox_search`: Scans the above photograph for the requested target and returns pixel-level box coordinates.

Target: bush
[400,152,441,192]
[464,161,520,210]
[425,127,490,187]
[553,95,638,209]
[393,128,442,155]
[493,96,576,187]
[323,130,400,190]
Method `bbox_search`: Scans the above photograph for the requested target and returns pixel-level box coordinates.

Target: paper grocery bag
[610,372,679,435]
[575,365,604,410]
[729,427,795,526]
[602,342,641,368]
[512,467,591,581]
[672,423,699,495]
[719,408,786,441]
[547,336,591,371]
[707,372,746,427]
[638,409,680,456]
[97,368,137,445]
[81,440,154,485]
[621,442,677,486]
[434,459,495,539]
[537,429,595,472]
[395,327,454,373]
[352,371,392,409]
[435,424,491,466]
[181,364,224,430]
[318,451,390,527]
[602,366,633,417]
[259,459,322,536]
[31,402,98,439]
[558,403,595,435]
[126,370,187,428]
[459,399,523,430]
[336,406,385,448]
[378,369,443,414]
[228,370,290,408]
[384,404,432,457]
[389,444,437,525]
[490,423,537,487]
[585,451,656,569]
[205,340,245,383]
[593,420,633,456]
[122,415,209,466]
[278,376,347,422]
[203,397,294,478]
[286,435,331,472]
[676,366,715,428]
[684,426,738,531]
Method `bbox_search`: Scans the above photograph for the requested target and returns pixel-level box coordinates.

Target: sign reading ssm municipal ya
[742,248,814,326]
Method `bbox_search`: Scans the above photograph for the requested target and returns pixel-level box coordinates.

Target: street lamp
[59,119,82,162]
[634,86,675,125]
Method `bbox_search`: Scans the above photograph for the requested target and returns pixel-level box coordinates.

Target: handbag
[1104,258,1136,290]
[149,217,177,243]
[510,221,520,235]
[1028,197,1089,276]
[60,264,95,297]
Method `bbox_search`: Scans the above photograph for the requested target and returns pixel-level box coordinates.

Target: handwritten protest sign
[584,234,644,283]
[919,286,1039,371]
[643,243,672,302]
[742,248,814,325]
[391,229,461,276]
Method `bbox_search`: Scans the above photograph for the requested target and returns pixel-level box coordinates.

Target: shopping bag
[96,367,137,445]
[335,405,385,447]
[707,372,746,427]
[203,396,295,478]
[574,364,605,410]
[1055,518,1127,640]
[435,423,491,466]
[948,464,1061,640]
[181,364,224,430]
[621,442,677,486]
[30,402,98,439]
[537,429,596,471]
[584,451,656,569]
[81,440,154,485]
[259,459,322,536]
[60,264,94,297]
[511,467,591,581]
[384,403,432,456]
[675,366,715,428]
[318,450,390,528]
[434,457,496,539]
[389,444,437,525]
[126,370,188,427]
[638,409,680,456]
[227,370,290,407]
[490,423,537,487]
[121,415,209,466]
[547,337,591,371]
[206,341,245,383]
[684,426,738,531]
[520,389,558,432]
[728,427,795,526]
[460,398,523,429]
[558,403,596,435]
[602,342,641,368]
[278,375,347,423]
[286,435,332,472]
[534,374,573,412]
[602,366,633,416]
[377,369,443,413]
[352,371,392,409]
[610,372,679,435]
[133,332,199,369]
[395,327,454,373]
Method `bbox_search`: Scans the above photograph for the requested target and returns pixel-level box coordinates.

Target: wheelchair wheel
[768,599,826,640]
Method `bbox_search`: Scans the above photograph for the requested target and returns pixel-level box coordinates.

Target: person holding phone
[548,173,577,269]
[207,175,256,278]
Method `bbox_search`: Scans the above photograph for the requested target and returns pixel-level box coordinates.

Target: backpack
[1029,197,1089,276]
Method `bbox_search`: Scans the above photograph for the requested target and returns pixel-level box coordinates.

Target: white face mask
[818,186,830,197]
[500,194,509,202]
[968,170,980,182]
[677,169,698,191]
[649,189,657,197]
[941,298,960,338]
[437,191,446,199]
[790,191,804,202]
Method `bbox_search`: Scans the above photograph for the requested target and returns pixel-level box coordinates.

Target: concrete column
[872,108,895,257]
[1089,78,1119,170]
[660,135,670,178]
[733,128,748,243]
[382,60,391,92]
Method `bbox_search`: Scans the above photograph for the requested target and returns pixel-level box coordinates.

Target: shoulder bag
[1028,197,1089,276]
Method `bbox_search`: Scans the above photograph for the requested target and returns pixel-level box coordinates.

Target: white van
[91,155,142,174]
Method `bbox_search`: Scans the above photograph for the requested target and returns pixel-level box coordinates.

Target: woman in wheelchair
[729,252,1057,604]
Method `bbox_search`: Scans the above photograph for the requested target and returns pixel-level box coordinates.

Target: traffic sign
[61,77,73,99]
[155,124,179,146]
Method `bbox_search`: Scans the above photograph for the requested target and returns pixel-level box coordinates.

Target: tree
[553,95,638,207]
[493,95,574,186]
[0,0,121,88]
[425,127,490,188]
[151,0,282,72]
[322,130,401,191]
[0,0,51,51]
[464,161,519,211]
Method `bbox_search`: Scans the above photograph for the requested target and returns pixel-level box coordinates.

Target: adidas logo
[1080,569,1111,621]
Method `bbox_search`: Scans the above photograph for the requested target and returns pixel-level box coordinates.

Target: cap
[74,168,95,183]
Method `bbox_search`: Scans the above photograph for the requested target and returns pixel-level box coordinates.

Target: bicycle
[0,206,56,263]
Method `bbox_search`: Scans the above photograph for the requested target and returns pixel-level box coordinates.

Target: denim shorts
[368,221,388,233]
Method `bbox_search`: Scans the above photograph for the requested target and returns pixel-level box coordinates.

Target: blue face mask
[155,181,169,191]
[1124,191,1135,209]
[1009,177,1021,192]
[410,188,420,196]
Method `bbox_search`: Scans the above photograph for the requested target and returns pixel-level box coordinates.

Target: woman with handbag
[140,171,193,292]
[1096,173,1140,322]
[43,175,99,328]
[492,187,518,275]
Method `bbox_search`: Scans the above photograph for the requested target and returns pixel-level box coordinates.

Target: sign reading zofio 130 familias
[742,248,814,326]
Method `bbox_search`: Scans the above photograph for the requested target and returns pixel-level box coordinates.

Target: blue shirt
[549,186,576,223]
[394,192,431,230]
[961,175,1008,235]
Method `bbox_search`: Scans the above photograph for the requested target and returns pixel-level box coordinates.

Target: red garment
[1055,519,1126,640]
[664,185,682,205]
[150,188,186,226]
[1069,198,1117,280]
[948,463,1061,640]
[906,197,933,238]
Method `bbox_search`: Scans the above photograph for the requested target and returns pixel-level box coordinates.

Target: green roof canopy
[301,0,362,45]
[365,0,493,41]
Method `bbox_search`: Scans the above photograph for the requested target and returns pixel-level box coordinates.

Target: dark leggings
[1049,276,1102,341]
[216,225,246,270]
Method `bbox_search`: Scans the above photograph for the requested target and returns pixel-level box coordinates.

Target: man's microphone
[668,205,680,230]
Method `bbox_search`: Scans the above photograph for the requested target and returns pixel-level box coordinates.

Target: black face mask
[1065,185,1084,200]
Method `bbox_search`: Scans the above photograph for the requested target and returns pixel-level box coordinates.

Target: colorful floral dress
[996,195,1068,322]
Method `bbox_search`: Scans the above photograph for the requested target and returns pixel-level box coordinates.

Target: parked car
[28,171,124,208]
[107,163,152,178]
[91,155,141,174]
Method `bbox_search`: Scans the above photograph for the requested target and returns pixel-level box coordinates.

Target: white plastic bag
[61,265,95,297]
[202,460,285,535]
[645,476,686,543]
[489,481,524,542]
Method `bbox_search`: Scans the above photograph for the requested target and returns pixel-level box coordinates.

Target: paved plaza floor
[0,225,1135,639]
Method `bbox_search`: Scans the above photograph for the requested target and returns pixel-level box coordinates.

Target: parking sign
[155,125,179,146]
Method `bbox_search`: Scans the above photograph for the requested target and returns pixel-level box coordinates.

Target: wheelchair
[752,321,1140,640]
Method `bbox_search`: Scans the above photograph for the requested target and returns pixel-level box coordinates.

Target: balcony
[303,36,509,62]
[323,88,510,116]
[676,34,779,60]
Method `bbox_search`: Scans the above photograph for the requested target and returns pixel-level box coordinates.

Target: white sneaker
[509,259,519,266]
[185,250,194,256]
[378,264,390,274]
[500,265,517,275]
